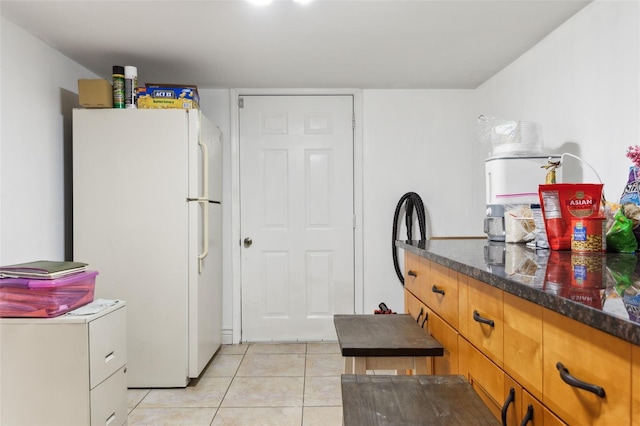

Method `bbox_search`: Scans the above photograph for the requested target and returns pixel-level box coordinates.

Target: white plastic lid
[124,66,137,76]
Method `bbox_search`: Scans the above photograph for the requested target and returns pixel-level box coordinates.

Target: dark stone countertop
[397,239,640,346]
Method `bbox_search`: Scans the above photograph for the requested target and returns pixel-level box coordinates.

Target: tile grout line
[301,342,307,426]
[211,344,249,424]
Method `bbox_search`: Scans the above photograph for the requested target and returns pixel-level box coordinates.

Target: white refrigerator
[72,108,222,387]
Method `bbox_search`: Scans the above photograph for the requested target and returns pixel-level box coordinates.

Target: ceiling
[1,0,591,89]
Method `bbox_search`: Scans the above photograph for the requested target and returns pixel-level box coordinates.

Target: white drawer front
[89,306,127,388]
[91,365,128,426]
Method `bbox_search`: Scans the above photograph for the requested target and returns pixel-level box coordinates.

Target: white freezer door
[188,111,222,202]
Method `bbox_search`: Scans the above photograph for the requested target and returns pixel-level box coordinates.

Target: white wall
[361,89,479,311]
[475,0,640,202]
[1,17,99,264]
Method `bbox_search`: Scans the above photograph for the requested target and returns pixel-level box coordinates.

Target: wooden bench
[333,314,443,374]
[341,374,500,425]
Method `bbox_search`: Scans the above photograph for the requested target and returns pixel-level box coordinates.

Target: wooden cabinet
[0,302,128,426]
[543,308,631,425]
[404,250,636,426]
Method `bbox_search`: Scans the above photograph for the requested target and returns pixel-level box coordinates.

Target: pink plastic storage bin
[0,270,97,318]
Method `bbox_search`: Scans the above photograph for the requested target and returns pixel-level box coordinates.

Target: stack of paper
[0,260,88,279]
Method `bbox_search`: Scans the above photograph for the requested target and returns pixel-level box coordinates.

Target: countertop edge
[397,240,640,346]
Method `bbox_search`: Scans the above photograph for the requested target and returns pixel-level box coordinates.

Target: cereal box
[137,84,200,110]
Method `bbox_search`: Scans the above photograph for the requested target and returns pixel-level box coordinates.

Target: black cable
[392,192,426,285]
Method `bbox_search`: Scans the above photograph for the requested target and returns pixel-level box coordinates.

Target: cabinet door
[427,308,459,375]
[633,344,640,425]
[404,289,423,322]
[467,277,504,366]
[429,261,459,329]
[543,309,631,425]
[459,338,503,422]
[521,388,567,426]
[502,373,522,426]
[504,292,543,400]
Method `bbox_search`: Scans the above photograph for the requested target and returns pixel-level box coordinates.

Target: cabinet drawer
[467,278,504,366]
[89,306,127,388]
[90,365,127,426]
[404,252,421,300]
[543,309,631,425]
[503,292,543,400]
[428,261,458,329]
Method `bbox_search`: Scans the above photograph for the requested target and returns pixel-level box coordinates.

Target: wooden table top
[341,374,500,426]
[333,314,444,357]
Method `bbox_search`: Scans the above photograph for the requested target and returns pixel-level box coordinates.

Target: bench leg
[414,356,427,375]
[353,357,367,374]
[343,357,354,374]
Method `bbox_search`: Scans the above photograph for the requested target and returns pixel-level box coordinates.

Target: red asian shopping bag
[538,184,604,250]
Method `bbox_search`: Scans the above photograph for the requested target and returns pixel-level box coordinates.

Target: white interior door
[240,95,355,341]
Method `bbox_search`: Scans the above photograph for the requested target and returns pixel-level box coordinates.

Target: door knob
[243,237,253,248]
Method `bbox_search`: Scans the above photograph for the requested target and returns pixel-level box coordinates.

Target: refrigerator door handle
[199,131,209,200]
[197,198,209,273]
[190,124,210,273]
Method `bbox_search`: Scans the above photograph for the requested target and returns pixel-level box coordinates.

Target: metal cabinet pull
[408,270,417,277]
[473,310,495,327]
[431,285,445,295]
[416,307,424,323]
[421,313,428,328]
[520,404,534,426]
[501,387,515,426]
[556,362,606,397]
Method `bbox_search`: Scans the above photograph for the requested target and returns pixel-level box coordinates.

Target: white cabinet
[0,302,127,426]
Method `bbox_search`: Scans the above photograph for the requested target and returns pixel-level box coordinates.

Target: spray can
[112,66,125,109]
[124,66,138,109]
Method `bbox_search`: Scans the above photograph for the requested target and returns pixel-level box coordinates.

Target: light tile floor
[127,342,346,426]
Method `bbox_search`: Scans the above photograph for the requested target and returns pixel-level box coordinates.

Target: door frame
[229,88,364,343]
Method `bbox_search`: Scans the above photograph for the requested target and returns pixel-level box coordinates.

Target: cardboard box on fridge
[137,84,200,110]
[78,79,113,108]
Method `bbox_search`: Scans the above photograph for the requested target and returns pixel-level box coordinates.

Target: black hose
[392,192,427,285]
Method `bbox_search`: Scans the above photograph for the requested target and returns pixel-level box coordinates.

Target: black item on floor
[374,302,395,314]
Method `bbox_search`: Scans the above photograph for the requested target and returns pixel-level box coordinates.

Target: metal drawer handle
[105,412,116,426]
[104,351,115,363]
[416,307,424,323]
[431,285,445,295]
[501,387,515,426]
[421,313,428,328]
[556,362,605,397]
[520,404,534,426]
[408,270,418,277]
[473,310,495,327]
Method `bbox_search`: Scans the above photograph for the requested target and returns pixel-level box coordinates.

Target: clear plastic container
[0,271,97,318]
